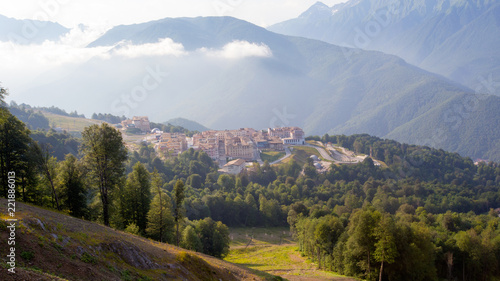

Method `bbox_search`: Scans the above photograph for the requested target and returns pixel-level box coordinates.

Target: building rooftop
[224,159,246,167]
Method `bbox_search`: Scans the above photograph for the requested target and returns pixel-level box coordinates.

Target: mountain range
[0,14,68,44]
[4,15,500,162]
[269,0,500,92]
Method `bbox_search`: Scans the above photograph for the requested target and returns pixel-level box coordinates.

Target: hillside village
[120,116,307,173]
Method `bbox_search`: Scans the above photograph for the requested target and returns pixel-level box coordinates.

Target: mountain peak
[312,1,329,8]
[299,1,332,18]
[87,16,272,50]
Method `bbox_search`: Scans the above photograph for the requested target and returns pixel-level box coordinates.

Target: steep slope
[15,16,500,161]
[0,14,69,44]
[269,0,500,92]
[289,36,500,162]
[419,3,500,88]
[0,199,268,281]
[386,94,500,162]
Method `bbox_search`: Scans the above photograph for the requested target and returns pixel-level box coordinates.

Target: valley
[2,102,500,281]
[5,14,499,162]
[1,1,499,280]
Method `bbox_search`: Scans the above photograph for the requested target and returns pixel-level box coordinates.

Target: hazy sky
[0,0,347,108]
[0,0,346,28]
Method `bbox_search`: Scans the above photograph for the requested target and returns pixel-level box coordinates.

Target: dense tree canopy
[81,123,128,226]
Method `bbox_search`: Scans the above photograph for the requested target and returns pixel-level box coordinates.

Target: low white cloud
[0,40,110,71]
[200,40,272,59]
[111,38,187,58]
[1,35,270,100]
[0,24,111,70]
[59,24,112,47]
[0,30,187,95]
[0,35,185,70]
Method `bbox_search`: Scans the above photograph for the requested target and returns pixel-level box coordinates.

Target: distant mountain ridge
[0,14,69,44]
[269,0,500,92]
[16,16,500,161]
[164,118,209,132]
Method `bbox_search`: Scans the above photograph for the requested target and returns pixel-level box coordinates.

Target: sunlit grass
[227,227,357,280]
[41,111,104,132]
[280,146,323,166]
[226,243,354,280]
[229,227,293,247]
[260,151,286,163]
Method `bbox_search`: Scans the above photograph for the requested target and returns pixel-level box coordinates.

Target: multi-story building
[196,143,219,160]
[133,116,151,132]
[268,127,305,145]
[154,133,187,156]
[121,116,151,132]
[219,158,246,175]
[191,126,304,163]
[267,127,292,139]
[283,127,305,145]
[269,139,284,151]
[224,136,258,161]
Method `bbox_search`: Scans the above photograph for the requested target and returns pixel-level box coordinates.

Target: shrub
[21,251,34,261]
[125,223,140,235]
[81,252,97,264]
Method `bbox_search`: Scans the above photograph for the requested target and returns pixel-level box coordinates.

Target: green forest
[1,86,500,280]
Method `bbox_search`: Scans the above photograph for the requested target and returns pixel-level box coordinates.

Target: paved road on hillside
[271,146,292,164]
[304,144,335,161]
[326,143,360,163]
[271,144,334,164]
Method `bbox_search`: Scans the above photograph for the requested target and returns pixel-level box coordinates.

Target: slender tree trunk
[103,192,109,226]
[317,246,321,269]
[379,259,384,281]
[463,259,465,281]
[21,176,26,202]
[37,144,61,210]
[445,252,453,281]
[101,176,109,226]
[46,171,60,210]
[159,186,163,243]
[1,151,6,197]
[100,168,110,226]
[176,221,180,246]
[368,250,371,276]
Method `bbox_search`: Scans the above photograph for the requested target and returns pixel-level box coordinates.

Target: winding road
[270,141,374,166]
[271,146,292,164]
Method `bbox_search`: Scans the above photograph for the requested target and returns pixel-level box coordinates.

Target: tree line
[91,112,126,124]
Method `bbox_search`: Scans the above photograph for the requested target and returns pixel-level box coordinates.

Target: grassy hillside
[0,199,271,281]
[260,151,286,163]
[226,227,357,281]
[41,111,104,133]
[281,146,322,166]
